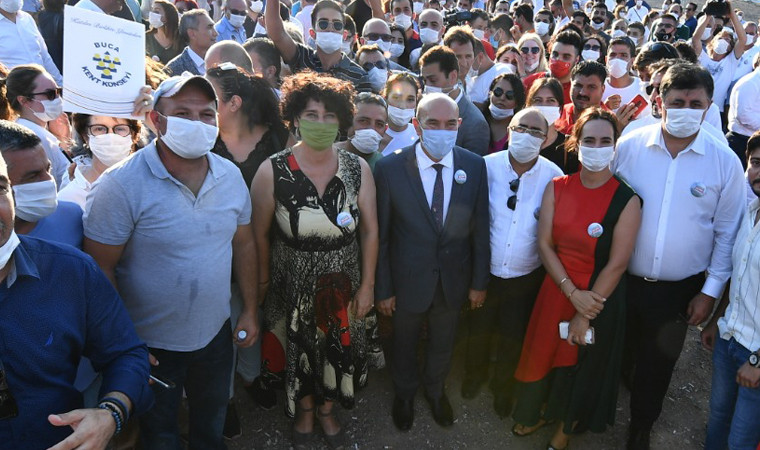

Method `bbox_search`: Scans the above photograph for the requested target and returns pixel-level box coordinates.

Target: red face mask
[549,59,572,78]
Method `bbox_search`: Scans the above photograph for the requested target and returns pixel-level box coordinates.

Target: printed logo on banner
[82,43,132,87]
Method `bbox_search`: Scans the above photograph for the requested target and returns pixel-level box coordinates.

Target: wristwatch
[750,351,760,368]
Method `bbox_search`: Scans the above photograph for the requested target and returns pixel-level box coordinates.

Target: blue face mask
[489,30,500,48]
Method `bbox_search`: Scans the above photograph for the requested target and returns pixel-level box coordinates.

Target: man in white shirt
[0,0,62,85]
[728,60,760,169]
[701,130,760,450]
[627,0,649,24]
[460,108,561,418]
[165,9,219,75]
[410,8,445,68]
[468,40,513,107]
[603,37,649,117]
[613,63,745,450]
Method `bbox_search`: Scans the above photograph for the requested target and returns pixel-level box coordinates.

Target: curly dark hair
[206,65,283,131]
[280,71,355,134]
[565,107,620,154]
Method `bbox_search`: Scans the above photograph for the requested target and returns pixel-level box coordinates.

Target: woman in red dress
[511,108,642,450]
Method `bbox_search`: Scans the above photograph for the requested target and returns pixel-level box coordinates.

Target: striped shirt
[290,43,371,92]
[719,197,760,352]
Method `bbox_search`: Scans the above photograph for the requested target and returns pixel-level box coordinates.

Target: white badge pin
[587,222,603,238]
[455,169,467,184]
[690,182,706,198]
[337,211,354,227]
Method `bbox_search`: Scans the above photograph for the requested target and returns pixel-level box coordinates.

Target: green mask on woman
[299,118,339,150]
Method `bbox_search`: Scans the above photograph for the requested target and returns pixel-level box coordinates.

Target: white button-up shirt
[416,143,453,222]
[612,123,745,298]
[0,11,62,85]
[485,152,562,278]
[719,197,760,352]
[728,69,760,137]
[187,47,206,74]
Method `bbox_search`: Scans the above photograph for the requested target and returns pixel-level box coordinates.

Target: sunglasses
[492,87,515,100]
[507,178,520,210]
[28,87,62,101]
[645,83,660,96]
[583,44,601,51]
[362,61,388,72]
[316,19,344,32]
[88,124,132,137]
[521,46,541,55]
[0,362,18,421]
[229,8,246,15]
[365,32,393,42]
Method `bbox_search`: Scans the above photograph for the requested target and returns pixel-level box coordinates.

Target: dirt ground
[223,1,760,448]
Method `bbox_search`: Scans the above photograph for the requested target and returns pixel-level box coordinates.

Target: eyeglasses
[510,124,546,139]
[28,87,62,101]
[362,60,388,72]
[520,46,541,54]
[583,43,601,51]
[88,124,132,137]
[364,32,393,42]
[491,87,515,100]
[507,178,520,210]
[0,361,18,421]
[316,19,344,32]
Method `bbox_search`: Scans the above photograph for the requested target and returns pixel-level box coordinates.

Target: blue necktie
[431,164,444,229]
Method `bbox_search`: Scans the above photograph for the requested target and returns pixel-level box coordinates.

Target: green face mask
[298,118,339,150]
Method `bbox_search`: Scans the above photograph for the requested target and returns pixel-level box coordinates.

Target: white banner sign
[62,5,145,118]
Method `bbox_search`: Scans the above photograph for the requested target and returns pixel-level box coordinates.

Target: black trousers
[463,268,545,398]
[392,280,461,400]
[624,273,703,429]
[726,131,750,170]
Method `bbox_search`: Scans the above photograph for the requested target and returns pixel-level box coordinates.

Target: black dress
[540,132,579,174]
[145,31,181,65]
[211,125,289,188]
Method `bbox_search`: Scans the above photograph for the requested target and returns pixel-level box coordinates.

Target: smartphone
[149,374,176,389]
[629,94,649,119]
[559,321,595,344]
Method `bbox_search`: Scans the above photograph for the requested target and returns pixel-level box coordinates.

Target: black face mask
[655,31,673,42]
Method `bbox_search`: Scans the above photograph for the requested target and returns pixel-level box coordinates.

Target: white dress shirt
[719,197,760,352]
[416,143,453,223]
[485,151,562,278]
[0,11,62,85]
[384,124,419,156]
[612,123,745,298]
[187,47,206,74]
[728,69,760,137]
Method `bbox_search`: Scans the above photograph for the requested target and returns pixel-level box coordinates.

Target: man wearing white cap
[83,73,260,448]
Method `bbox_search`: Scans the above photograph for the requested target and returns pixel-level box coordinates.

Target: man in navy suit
[374,93,490,431]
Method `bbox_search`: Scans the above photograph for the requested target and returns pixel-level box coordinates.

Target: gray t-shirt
[83,142,251,351]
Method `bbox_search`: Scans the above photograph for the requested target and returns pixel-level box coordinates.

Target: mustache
[575,95,590,102]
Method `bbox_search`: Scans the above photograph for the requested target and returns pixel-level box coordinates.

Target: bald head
[363,18,391,36]
[416,92,459,124]
[204,41,254,74]
[419,8,444,26]
[509,107,548,135]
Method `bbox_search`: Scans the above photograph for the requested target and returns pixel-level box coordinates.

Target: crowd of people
[0,0,759,447]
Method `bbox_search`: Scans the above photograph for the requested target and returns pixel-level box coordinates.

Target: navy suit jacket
[374,144,490,313]
[164,47,201,76]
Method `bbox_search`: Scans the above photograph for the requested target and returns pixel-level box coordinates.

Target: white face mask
[316,31,343,53]
[671,13,679,20]
[229,13,246,28]
[582,49,600,61]
[472,29,485,39]
[619,12,627,20]
[608,58,629,78]
[488,103,514,120]
[159,115,219,159]
[394,13,413,30]
[149,11,165,28]
[664,107,704,138]
[421,128,458,159]
[420,27,440,45]
[635,0,642,7]
[13,179,58,222]
[424,84,443,94]
[368,67,389,92]
[747,35,756,45]
[0,231,20,270]
[535,105,561,125]
[250,0,263,13]
[713,38,730,55]
[591,20,604,30]
[702,27,713,40]
[611,29,626,38]
[32,97,63,123]
[351,128,383,154]
[341,39,353,53]
[254,21,267,36]
[389,43,405,57]
[388,105,415,127]
[508,131,543,163]
[504,63,518,74]
[89,133,133,167]
[413,1,423,13]
[534,21,550,36]
[0,0,22,13]
[579,145,614,172]
[367,38,392,53]
[525,59,539,72]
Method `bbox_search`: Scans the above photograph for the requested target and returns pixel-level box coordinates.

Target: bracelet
[559,277,570,287]
[567,287,577,299]
[100,396,130,422]
[98,402,123,435]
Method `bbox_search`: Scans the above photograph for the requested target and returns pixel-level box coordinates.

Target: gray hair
[179,9,210,43]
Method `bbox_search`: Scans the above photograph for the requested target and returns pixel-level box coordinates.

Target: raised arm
[692,13,709,55]
[369,0,385,19]
[728,3,746,59]
[265,0,298,63]
[562,0,575,19]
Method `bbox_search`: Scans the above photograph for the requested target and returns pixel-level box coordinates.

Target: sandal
[316,407,350,450]
[512,419,549,437]
[292,405,314,449]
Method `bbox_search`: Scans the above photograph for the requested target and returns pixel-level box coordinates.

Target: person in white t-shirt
[627,0,649,24]
[382,72,420,155]
[468,39,513,107]
[603,37,650,119]
[693,9,746,113]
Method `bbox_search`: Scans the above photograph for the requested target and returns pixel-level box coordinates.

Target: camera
[704,0,730,17]
[443,10,473,27]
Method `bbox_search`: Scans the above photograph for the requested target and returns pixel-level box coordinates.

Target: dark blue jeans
[705,337,760,450]
[140,320,233,450]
